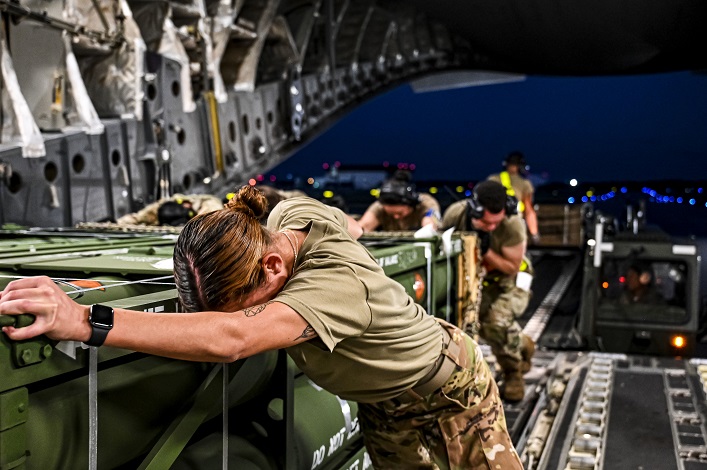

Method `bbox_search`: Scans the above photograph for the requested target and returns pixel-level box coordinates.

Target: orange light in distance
[602,282,609,289]
[671,335,686,349]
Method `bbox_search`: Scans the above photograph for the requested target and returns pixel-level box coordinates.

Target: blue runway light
[677,197,683,203]
[582,196,588,202]
[590,196,596,202]
[568,197,575,203]
[621,187,628,193]
[689,198,696,205]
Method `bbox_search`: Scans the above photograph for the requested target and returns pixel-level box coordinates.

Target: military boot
[520,334,536,374]
[502,370,525,403]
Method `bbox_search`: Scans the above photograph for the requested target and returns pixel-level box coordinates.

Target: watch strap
[85,325,111,347]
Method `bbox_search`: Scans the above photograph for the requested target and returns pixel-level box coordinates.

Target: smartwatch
[85,304,114,347]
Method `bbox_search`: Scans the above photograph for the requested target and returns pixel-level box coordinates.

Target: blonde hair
[173,185,272,311]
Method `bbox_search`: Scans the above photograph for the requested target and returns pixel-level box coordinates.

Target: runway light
[621,187,628,193]
[619,276,625,283]
[248,178,256,186]
[602,282,609,289]
[307,177,315,185]
[568,197,575,203]
[323,191,334,198]
[689,199,696,205]
[370,189,380,197]
[570,179,578,187]
[429,187,438,194]
[456,186,464,193]
[671,335,686,349]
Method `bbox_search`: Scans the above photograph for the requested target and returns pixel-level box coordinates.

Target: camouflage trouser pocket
[437,372,523,469]
[509,287,530,318]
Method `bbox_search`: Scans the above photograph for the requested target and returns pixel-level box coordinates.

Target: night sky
[272,71,707,185]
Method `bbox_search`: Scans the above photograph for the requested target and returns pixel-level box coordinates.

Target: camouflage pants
[479,281,530,372]
[358,320,522,470]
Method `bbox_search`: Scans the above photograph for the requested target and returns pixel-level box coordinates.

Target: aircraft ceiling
[407,0,707,74]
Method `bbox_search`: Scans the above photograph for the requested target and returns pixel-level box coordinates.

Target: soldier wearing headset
[441,180,535,402]
[488,151,540,244]
[358,170,441,232]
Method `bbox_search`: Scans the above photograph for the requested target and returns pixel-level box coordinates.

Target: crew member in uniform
[488,151,540,244]
[1,185,522,469]
[116,193,224,226]
[358,169,441,232]
[441,180,535,402]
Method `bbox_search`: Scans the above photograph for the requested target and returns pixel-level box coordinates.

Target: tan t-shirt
[267,197,442,403]
[440,199,472,232]
[441,204,530,281]
[488,173,534,204]
[489,215,532,281]
[367,193,441,231]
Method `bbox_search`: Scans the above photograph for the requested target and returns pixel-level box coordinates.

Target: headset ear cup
[467,196,484,220]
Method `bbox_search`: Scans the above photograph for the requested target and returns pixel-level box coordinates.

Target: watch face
[90,305,114,328]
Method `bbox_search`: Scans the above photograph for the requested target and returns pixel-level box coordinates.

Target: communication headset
[378,179,420,206]
[465,192,519,220]
[158,200,196,226]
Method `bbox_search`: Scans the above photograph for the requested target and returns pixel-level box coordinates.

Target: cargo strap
[411,324,461,397]
[500,171,525,213]
[88,347,98,470]
[222,363,229,469]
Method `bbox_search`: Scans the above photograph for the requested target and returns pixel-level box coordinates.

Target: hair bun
[225,185,268,220]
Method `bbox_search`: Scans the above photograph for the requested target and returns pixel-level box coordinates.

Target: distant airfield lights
[602,281,609,289]
[370,188,380,197]
[570,178,578,187]
[396,162,415,170]
[429,187,438,194]
[307,177,315,185]
[323,191,334,199]
[248,178,257,186]
[456,186,464,193]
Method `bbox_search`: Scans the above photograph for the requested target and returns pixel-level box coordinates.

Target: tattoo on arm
[295,324,316,341]
[243,301,273,317]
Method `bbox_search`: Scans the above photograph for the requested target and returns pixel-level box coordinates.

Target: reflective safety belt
[500,171,525,212]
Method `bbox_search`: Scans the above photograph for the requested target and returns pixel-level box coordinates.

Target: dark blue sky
[272,71,707,184]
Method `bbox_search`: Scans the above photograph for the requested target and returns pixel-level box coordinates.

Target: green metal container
[362,233,463,322]
[258,374,362,470]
